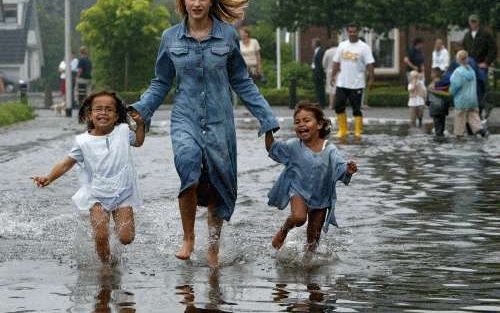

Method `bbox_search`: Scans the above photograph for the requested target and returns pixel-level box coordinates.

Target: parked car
[0,71,19,93]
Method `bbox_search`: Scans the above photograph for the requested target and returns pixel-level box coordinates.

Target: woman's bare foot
[175,240,194,260]
[272,228,288,250]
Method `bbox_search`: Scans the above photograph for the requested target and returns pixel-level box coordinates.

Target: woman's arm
[31,157,77,187]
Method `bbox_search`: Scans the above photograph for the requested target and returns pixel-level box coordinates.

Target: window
[364,29,399,74]
[4,4,17,24]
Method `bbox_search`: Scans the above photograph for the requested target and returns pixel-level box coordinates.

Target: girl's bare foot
[272,228,287,250]
[175,240,194,260]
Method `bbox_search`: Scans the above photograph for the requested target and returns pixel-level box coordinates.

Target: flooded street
[0,109,499,312]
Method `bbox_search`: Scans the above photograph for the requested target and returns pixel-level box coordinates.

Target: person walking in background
[432,39,450,72]
[239,27,262,83]
[427,67,450,137]
[331,23,375,138]
[462,14,497,118]
[450,50,488,138]
[58,53,78,106]
[76,46,93,105]
[311,38,327,108]
[407,70,426,128]
[322,39,338,110]
[404,38,425,81]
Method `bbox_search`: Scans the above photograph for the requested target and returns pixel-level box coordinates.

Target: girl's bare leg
[176,184,198,260]
[90,204,111,263]
[306,209,327,252]
[112,207,135,245]
[207,191,223,268]
[272,196,308,250]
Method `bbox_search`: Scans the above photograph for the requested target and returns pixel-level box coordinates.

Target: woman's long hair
[176,0,248,23]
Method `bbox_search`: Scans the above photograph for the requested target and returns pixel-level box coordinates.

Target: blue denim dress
[131,17,279,221]
[268,139,351,232]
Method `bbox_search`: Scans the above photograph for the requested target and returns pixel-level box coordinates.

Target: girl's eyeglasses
[92,107,116,114]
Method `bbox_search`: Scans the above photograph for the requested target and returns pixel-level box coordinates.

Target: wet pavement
[0,107,499,312]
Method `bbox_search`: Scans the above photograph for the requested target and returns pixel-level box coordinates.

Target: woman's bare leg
[272,196,308,250]
[206,191,223,268]
[176,184,198,260]
[90,204,111,263]
[112,207,135,245]
[306,209,327,252]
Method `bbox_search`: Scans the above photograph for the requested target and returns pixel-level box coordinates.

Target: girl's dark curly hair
[293,103,332,138]
[78,91,129,130]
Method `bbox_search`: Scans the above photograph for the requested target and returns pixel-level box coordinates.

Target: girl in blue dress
[130,0,279,267]
[265,104,357,252]
[32,91,145,263]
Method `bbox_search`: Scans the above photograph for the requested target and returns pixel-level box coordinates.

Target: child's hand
[129,110,144,125]
[31,176,51,187]
[346,161,358,175]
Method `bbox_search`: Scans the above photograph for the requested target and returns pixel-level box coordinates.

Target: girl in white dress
[32,91,145,263]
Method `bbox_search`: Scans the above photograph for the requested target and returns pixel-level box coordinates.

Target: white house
[0,0,44,83]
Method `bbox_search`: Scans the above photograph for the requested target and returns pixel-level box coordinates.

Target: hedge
[0,102,35,127]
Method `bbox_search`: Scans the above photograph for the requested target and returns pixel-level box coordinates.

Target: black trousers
[313,71,327,108]
[334,87,363,116]
[432,115,446,136]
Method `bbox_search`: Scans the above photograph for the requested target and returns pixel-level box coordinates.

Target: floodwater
[0,110,499,312]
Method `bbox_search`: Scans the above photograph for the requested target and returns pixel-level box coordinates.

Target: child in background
[265,104,357,252]
[31,91,145,263]
[427,67,450,137]
[407,70,427,128]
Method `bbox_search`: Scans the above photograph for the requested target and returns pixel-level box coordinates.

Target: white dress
[68,123,141,213]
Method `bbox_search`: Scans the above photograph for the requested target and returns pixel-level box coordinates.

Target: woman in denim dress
[131,0,279,267]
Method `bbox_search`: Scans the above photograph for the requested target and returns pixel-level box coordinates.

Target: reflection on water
[0,116,499,312]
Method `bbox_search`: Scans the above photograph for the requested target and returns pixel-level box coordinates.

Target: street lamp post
[64,0,72,117]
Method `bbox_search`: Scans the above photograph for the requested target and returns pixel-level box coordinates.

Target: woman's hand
[346,160,358,175]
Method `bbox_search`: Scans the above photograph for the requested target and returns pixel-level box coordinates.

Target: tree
[77,0,170,91]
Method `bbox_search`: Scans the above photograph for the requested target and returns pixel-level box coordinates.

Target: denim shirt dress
[268,138,351,232]
[131,17,279,221]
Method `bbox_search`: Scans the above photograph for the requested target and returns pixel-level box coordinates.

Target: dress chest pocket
[169,46,194,70]
[209,46,230,69]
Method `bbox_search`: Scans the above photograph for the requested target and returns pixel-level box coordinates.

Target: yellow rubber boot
[336,113,348,138]
[354,116,363,137]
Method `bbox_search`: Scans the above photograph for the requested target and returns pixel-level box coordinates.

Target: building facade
[0,0,44,84]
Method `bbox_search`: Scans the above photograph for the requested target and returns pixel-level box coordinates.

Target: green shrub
[367,86,408,107]
[0,102,35,126]
[260,87,315,106]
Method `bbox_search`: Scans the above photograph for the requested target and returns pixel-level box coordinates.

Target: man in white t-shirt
[331,23,375,138]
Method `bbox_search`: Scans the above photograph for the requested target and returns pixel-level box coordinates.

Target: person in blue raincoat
[130,0,279,267]
[449,50,487,138]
